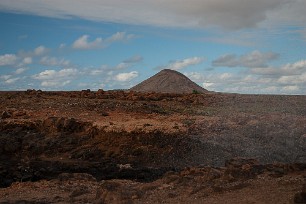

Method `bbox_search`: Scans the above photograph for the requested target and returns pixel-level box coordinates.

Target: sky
[0,0,306,94]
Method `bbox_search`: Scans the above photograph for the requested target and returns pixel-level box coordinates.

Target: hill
[130,69,208,94]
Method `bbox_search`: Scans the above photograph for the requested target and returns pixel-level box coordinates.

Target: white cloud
[0,0,296,29]
[156,57,204,70]
[278,73,306,85]
[0,54,17,66]
[203,82,214,88]
[72,32,134,50]
[72,35,102,50]
[15,67,27,74]
[250,59,306,77]
[33,70,56,80]
[188,72,273,94]
[0,54,31,68]
[185,72,205,81]
[17,45,49,59]
[33,68,79,87]
[184,58,306,94]
[282,85,299,92]
[115,71,138,82]
[22,57,32,64]
[34,45,48,56]
[4,77,19,84]
[0,75,12,80]
[220,73,232,80]
[40,56,70,66]
[41,80,71,87]
[1,74,20,84]
[281,60,306,75]
[87,55,143,75]
[88,69,104,76]
[106,32,135,43]
[114,63,130,70]
[33,68,78,80]
[212,50,279,68]
[106,32,125,42]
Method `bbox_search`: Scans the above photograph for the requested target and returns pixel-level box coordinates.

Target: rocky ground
[0,90,305,203]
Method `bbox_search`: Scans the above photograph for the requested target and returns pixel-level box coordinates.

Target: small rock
[100,111,109,116]
[132,195,138,200]
[13,110,27,117]
[97,89,105,95]
[117,164,132,170]
[294,192,306,203]
[58,173,97,182]
[1,111,11,119]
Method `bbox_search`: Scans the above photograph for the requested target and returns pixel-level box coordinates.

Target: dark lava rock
[294,184,306,203]
[1,111,11,119]
[294,192,306,203]
[42,117,90,133]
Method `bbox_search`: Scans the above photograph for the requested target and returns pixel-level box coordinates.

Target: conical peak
[157,69,190,79]
[130,69,209,94]
[159,69,184,75]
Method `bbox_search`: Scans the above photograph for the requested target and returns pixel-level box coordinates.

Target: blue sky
[0,0,306,94]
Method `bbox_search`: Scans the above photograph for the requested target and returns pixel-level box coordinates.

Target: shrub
[192,90,200,94]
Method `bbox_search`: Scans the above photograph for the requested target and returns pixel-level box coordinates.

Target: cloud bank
[1,0,305,29]
[185,55,306,94]
[32,68,78,87]
[212,50,279,68]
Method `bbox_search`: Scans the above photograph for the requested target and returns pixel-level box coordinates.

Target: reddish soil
[0,90,305,203]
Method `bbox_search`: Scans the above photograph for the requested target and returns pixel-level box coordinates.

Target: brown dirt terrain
[0,90,305,203]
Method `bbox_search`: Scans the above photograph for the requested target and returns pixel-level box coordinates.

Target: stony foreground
[0,90,305,203]
[1,160,305,203]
